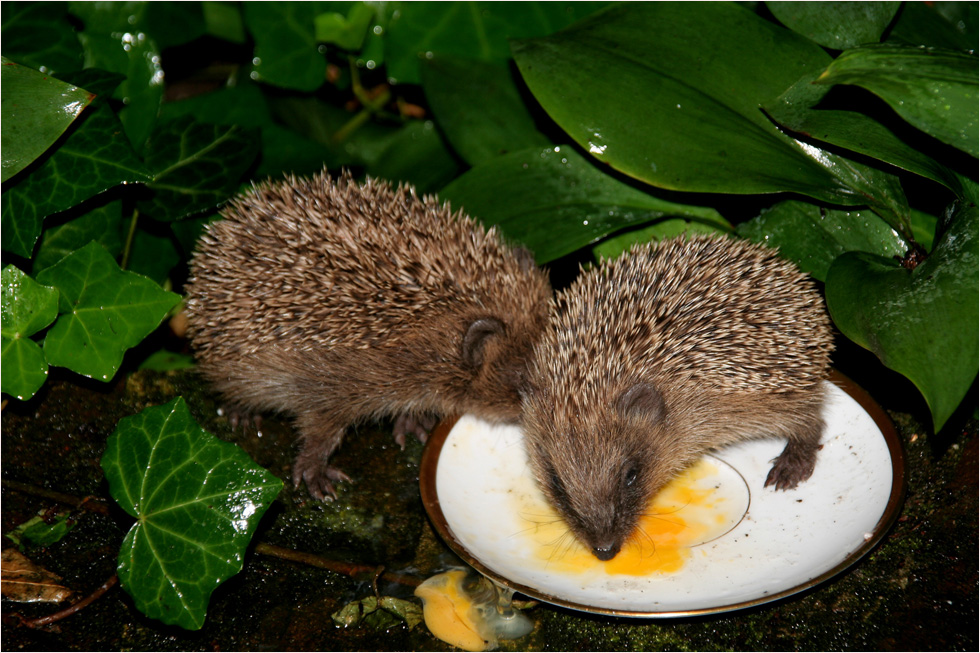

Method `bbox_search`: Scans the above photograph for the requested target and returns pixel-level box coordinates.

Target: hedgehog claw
[392,412,438,448]
[292,460,352,502]
[765,440,820,490]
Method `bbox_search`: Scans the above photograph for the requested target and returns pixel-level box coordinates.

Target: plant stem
[120,207,140,271]
[254,542,422,587]
[18,574,119,629]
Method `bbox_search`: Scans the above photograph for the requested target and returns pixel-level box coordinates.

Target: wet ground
[2,366,977,651]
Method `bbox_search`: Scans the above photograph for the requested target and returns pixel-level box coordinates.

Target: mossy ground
[2,368,976,651]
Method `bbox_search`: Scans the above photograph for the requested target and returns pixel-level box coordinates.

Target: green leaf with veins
[1,101,151,258]
[138,117,260,222]
[102,397,283,630]
[36,242,180,381]
[1,266,60,400]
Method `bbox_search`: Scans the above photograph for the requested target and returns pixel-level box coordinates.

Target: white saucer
[420,372,905,617]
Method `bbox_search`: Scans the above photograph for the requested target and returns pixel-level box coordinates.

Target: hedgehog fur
[521,235,835,561]
[184,169,552,500]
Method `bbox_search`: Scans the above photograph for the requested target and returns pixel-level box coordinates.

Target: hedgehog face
[523,382,668,561]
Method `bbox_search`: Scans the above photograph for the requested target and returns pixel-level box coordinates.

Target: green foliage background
[1,0,977,631]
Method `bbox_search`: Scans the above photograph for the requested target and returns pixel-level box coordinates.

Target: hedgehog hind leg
[765,414,824,491]
[291,413,353,502]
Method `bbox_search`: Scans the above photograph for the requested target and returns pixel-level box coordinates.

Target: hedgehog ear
[462,317,505,370]
[616,383,665,425]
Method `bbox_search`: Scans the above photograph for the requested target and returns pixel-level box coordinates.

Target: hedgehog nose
[592,544,620,561]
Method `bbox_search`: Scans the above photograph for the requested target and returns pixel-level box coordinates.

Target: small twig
[1,480,109,515]
[18,574,119,629]
[254,542,422,588]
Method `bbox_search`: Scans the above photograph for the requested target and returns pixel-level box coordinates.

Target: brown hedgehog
[184,170,552,501]
[521,235,834,561]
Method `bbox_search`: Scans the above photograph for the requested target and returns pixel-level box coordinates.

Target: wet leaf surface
[767,1,901,49]
[440,145,728,263]
[0,57,94,183]
[816,44,979,157]
[101,397,283,630]
[0,100,152,259]
[826,197,979,430]
[736,200,908,281]
[36,242,180,381]
[0,265,59,400]
[511,2,893,205]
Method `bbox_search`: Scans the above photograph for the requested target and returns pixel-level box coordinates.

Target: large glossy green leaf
[1,101,152,258]
[511,1,908,210]
[1,266,59,400]
[764,70,964,197]
[70,1,164,150]
[736,200,908,281]
[243,2,328,92]
[592,219,730,261]
[137,117,260,222]
[440,145,728,263]
[816,44,979,158]
[1,58,94,183]
[102,397,283,630]
[826,198,978,431]
[0,1,85,75]
[767,2,901,49]
[36,242,180,381]
[385,1,609,84]
[421,55,550,166]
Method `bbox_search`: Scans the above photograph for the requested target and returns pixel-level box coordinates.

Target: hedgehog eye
[624,465,639,488]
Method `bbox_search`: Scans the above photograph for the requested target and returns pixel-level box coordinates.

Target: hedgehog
[520,235,835,561]
[184,169,553,501]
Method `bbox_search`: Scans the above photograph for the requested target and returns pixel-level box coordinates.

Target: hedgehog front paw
[219,405,263,435]
[292,459,353,502]
[765,439,820,490]
[392,412,439,448]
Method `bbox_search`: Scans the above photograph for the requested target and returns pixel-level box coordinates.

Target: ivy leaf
[815,44,979,158]
[440,145,728,263]
[511,1,911,216]
[384,1,609,84]
[767,1,901,50]
[101,397,283,630]
[314,3,374,51]
[35,242,180,382]
[6,513,75,548]
[70,1,165,150]
[825,197,979,430]
[1,57,95,183]
[138,117,260,222]
[421,55,551,166]
[31,200,125,274]
[1,266,59,400]
[0,2,85,76]
[243,2,327,92]
[736,200,908,282]
[0,101,152,258]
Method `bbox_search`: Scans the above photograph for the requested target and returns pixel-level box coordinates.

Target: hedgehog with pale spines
[521,235,835,562]
[184,169,553,501]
